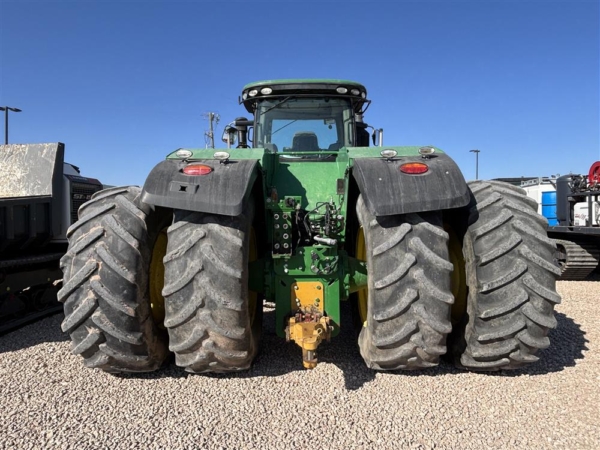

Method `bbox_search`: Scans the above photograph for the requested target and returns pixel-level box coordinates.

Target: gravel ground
[1,277,599,450]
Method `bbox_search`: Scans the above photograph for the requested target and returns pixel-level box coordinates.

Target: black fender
[141,159,259,216]
[352,153,470,216]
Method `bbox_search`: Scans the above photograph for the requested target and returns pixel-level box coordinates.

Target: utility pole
[204,112,220,149]
[470,149,481,180]
[0,106,22,145]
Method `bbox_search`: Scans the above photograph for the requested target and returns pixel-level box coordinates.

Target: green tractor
[59,79,561,373]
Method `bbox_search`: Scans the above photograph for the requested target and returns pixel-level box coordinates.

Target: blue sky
[0,0,598,187]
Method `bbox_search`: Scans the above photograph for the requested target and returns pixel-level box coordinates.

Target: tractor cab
[223,79,378,151]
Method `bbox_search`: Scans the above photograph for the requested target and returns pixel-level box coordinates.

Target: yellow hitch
[286,281,331,369]
[287,316,331,369]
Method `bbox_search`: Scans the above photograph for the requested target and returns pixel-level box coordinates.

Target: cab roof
[243,79,366,91]
[240,79,369,113]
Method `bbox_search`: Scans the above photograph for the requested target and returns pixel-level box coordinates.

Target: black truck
[0,143,103,333]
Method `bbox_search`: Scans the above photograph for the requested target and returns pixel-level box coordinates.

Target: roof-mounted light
[351,88,360,96]
[336,87,348,94]
[419,146,435,156]
[361,92,366,99]
[260,87,272,95]
[242,92,248,100]
[248,89,258,97]
[380,149,398,160]
[175,149,193,159]
[214,151,230,161]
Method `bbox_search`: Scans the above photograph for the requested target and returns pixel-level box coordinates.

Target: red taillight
[399,162,428,174]
[183,164,213,176]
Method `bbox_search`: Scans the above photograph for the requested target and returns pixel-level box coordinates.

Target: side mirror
[371,128,383,147]
[222,124,237,148]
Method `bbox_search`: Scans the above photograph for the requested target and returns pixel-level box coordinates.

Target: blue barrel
[542,191,558,225]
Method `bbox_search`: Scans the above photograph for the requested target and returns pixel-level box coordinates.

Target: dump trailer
[0,143,103,333]
[60,80,561,374]
[522,162,600,280]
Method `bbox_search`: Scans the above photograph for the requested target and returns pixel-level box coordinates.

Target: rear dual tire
[61,187,261,374]
[356,180,561,372]
[452,181,561,370]
[162,202,262,373]
[59,186,169,372]
[355,195,454,370]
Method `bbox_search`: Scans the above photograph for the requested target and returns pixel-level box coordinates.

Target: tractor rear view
[59,80,561,374]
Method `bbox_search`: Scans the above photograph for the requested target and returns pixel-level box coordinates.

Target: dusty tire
[356,195,454,370]
[455,181,562,370]
[162,202,261,373]
[58,186,169,373]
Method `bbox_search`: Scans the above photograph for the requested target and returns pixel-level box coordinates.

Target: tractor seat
[292,132,320,151]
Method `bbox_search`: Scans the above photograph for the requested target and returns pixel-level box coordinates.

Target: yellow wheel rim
[446,225,467,325]
[248,227,258,326]
[356,226,368,326]
[149,228,168,328]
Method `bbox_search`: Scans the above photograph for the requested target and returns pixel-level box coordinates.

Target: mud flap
[141,159,259,216]
[352,154,470,216]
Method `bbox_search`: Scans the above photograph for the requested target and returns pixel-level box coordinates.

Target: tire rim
[356,226,368,326]
[248,227,258,326]
[149,228,168,327]
[446,226,467,325]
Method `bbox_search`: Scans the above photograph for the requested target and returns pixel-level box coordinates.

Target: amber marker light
[183,164,213,175]
[399,162,429,174]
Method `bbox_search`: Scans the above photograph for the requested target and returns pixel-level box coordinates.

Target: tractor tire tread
[456,180,560,371]
[356,196,454,370]
[163,207,259,373]
[59,186,168,373]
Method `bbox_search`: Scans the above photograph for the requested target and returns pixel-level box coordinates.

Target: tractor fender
[141,159,259,216]
[352,154,470,216]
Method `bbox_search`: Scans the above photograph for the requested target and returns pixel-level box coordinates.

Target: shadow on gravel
[242,300,378,390]
[322,311,588,384]
[91,306,591,388]
[0,312,68,354]
[117,302,377,389]
[493,312,589,377]
[380,311,589,379]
